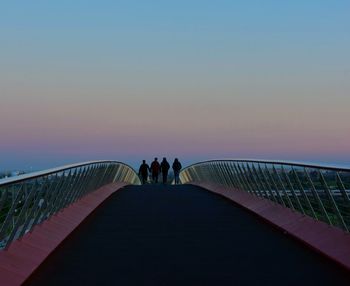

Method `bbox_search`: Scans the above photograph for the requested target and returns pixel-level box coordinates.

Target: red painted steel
[192,182,350,272]
[0,182,128,286]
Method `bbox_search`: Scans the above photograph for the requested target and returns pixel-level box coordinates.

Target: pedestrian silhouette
[172,158,182,185]
[160,157,170,184]
[139,160,150,184]
[150,157,161,183]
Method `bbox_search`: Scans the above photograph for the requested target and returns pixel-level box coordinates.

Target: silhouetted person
[172,158,182,185]
[139,160,150,184]
[160,157,170,184]
[150,157,161,183]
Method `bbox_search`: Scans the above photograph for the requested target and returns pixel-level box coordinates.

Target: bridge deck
[25,185,350,285]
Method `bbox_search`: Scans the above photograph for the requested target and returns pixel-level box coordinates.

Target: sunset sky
[1,1,349,170]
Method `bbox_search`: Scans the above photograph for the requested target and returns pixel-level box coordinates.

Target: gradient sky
[1,0,349,170]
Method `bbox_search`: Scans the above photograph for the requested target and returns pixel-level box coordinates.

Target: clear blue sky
[1,1,349,170]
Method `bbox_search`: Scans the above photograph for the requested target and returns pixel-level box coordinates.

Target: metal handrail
[182,159,350,173]
[0,160,138,187]
[0,161,141,249]
[180,159,350,232]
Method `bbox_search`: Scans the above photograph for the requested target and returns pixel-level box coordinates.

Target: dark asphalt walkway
[26,185,350,286]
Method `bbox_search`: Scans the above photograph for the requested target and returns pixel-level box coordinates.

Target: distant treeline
[0,171,26,179]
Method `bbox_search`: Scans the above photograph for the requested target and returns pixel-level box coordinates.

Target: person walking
[139,160,150,184]
[160,157,170,184]
[150,157,161,183]
[172,158,182,185]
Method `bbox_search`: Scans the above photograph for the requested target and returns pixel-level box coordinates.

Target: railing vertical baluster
[319,171,347,230]
[45,172,66,218]
[264,164,285,206]
[245,164,264,197]
[336,173,350,203]
[223,162,237,188]
[201,164,209,184]
[4,180,40,249]
[115,164,123,182]
[50,171,66,215]
[74,168,91,201]
[109,165,118,184]
[0,187,9,217]
[233,164,249,192]
[195,165,202,183]
[85,166,98,194]
[209,163,217,185]
[281,166,306,215]
[91,164,104,190]
[83,167,96,194]
[243,164,259,196]
[185,168,192,183]
[213,163,220,184]
[62,169,80,210]
[68,168,86,204]
[204,164,211,183]
[0,183,26,242]
[212,163,222,185]
[217,162,230,187]
[231,162,242,189]
[18,177,48,239]
[33,174,58,225]
[237,164,255,195]
[272,166,293,210]
[197,165,205,183]
[303,168,330,223]
[53,170,72,214]
[251,165,269,198]
[257,164,277,203]
[65,169,80,206]
[292,168,315,216]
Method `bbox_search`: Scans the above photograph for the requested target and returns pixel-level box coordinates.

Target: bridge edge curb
[0,182,129,286]
[190,182,350,272]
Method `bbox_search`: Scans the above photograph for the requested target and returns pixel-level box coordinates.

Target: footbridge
[0,160,350,285]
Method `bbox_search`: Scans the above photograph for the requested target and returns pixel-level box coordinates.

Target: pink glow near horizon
[1,94,349,161]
